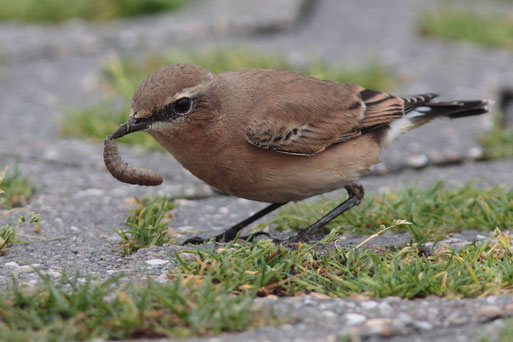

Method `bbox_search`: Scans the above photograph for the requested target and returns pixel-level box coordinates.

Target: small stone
[397,312,414,325]
[476,306,503,321]
[156,273,169,283]
[345,313,367,326]
[77,188,105,197]
[176,226,195,232]
[47,270,62,278]
[407,154,429,168]
[426,307,439,317]
[145,259,169,266]
[414,321,433,330]
[467,146,483,159]
[444,313,468,327]
[174,199,196,206]
[366,318,395,337]
[361,301,378,310]
[19,265,35,272]
[106,235,120,242]
[428,150,444,164]
[486,296,498,304]
[147,252,167,258]
[325,335,337,342]
[303,295,315,306]
[5,261,20,268]
[370,162,388,174]
[378,302,394,315]
[504,303,513,312]
[218,207,229,214]
[323,311,337,318]
[446,152,461,163]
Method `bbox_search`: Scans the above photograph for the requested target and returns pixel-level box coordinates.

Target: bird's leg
[183,202,287,245]
[285,183,364,243]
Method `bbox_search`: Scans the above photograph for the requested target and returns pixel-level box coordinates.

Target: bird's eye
[173,97,192,114]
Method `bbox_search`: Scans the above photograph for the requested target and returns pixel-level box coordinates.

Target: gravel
[1,0,513,340]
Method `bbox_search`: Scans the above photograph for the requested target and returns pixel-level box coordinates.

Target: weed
[0,270,264,340]
[264,182,513,240]
[176,227,513,299]
[0,165,35,209]
[479,111,513,159]
[115,197,177,255]
[0,167,37,255]
[418,9,513,49]
[0,0,187,23]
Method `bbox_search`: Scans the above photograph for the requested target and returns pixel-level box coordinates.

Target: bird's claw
[239,231,272,241]
[182,236,207,245]
[182,231,272,245]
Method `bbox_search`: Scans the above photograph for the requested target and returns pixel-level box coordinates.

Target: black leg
[183,202,287,245]
[285,183,364,243]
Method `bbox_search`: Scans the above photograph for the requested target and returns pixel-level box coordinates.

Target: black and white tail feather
[385,93,493,145]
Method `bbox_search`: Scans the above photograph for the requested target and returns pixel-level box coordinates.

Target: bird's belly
[225,168,353,203]
[153,131,379,203]
[213,141,379,203]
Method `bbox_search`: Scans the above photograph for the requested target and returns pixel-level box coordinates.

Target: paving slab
[1,0,513,341]
[135,295,513,342]
[0,0,309,61]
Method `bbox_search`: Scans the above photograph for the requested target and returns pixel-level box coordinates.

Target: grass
[116,182,513,256]
[0,216,37,256]
[0,0,186,23]
[0,165,35,209]
[114,197,177,255]
[0,271,266,341]
[0,167,37,255]
[263,181,513,240]
[175,227,513,299]
[4,182,513,339]
[418,9,513,50]
[4,225,513,340]
[479,111,513,160]
[0,224,15,256]
[0,168,12,255]
[60,50,398,150]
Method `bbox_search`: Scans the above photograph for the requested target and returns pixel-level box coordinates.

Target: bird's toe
[182,236,207,245]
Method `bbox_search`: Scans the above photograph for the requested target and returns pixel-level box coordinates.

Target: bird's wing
[245,77,428,155]
[245,102,362,156]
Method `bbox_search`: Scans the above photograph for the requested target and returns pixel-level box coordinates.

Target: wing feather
[241,70,436,155]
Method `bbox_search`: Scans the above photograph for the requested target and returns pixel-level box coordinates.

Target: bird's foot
[272,230,323,245]
[182,231,272,245]
[182,236,208,245]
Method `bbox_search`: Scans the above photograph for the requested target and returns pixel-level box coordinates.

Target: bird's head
[111,63,219,139]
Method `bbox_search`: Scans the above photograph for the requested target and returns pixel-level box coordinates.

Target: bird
[107,63,492,244]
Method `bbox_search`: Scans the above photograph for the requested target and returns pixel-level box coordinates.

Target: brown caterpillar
[103,135,163,186]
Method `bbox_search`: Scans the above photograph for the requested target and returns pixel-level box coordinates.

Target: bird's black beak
[111,116,152,139]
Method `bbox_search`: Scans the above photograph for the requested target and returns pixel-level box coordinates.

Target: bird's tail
[385,93,493,144]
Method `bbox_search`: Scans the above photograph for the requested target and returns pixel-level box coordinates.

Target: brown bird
[108,63,492,244]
